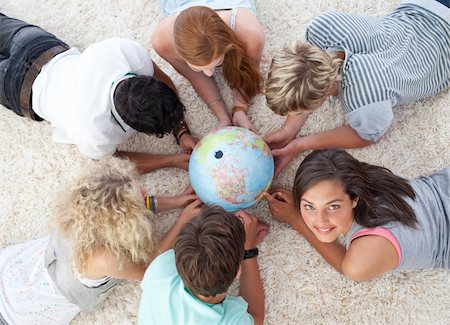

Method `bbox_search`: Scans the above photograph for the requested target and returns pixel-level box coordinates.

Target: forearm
[170,59,229,122]
[153,63,177,94]
[239,258,264,325]
[115,151,178,173]
[283,113,310,137]
[157,218,186,254]
[299,125,373,152]
[290,219,346,273]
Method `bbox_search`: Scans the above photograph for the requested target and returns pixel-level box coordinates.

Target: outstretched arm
[235,210,267,325]
[265,189,398,281]
[115,151,189,173]
[231,9,265,131]
[153,63,198,152]
[264,112,311,150]
[264,190,346,272]
[272,125,373,176]
[157,199,203,254]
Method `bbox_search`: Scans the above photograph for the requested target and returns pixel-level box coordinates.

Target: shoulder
[342,234,399,281]
[87,37,146,53]
[222,295,254,325]
[230,8,264,60]
[152,15,178,57]
[143,250,178,283]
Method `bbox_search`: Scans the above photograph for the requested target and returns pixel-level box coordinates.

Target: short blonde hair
[265,41,343,115]
[53,158,157,272]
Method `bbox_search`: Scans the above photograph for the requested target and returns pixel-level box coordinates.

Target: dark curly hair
[114,76,184,137]
[174,206,245,297]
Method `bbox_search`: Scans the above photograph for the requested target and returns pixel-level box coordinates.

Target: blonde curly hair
[53,158,157,273]
[265,41,343,115]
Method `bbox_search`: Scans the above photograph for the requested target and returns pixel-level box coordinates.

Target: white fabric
[0,237,80,325]
[72,269,111,289]
[32,38,155,159]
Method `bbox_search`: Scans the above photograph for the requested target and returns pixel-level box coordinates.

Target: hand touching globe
[189,127,274,211]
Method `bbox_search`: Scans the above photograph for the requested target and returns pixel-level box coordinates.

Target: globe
[189,127,274,211]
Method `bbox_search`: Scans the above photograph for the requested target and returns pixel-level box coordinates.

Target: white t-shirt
[0,236,80,325]
[32,37,155,159]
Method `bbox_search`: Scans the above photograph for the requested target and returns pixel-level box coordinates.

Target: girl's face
[186,55,225,77]
[300,180,357,243]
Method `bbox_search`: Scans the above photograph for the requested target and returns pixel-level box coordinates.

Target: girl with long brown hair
[152,1,264,131]
[265,149,450,281]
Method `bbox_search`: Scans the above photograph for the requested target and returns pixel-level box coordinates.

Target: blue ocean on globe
[189,127,274,211]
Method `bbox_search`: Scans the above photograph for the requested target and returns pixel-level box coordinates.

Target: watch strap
[243,247,259,260]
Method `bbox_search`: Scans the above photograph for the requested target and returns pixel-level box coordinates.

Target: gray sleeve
[345,100,394,142]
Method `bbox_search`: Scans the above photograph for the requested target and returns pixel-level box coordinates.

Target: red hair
[174,6,262,102]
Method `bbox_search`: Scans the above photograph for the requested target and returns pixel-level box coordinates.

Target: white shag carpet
[0,0,449,324]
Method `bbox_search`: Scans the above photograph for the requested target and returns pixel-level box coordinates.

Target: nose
[203,68,215,77]
[316,209,329,224]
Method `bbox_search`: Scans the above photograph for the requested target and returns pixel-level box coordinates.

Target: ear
[352,197,359,208]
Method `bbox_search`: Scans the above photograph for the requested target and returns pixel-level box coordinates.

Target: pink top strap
[351,227,402,267]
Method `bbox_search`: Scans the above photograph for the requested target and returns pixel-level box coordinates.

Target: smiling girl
[265,149,450,281]
[152,2,264,131]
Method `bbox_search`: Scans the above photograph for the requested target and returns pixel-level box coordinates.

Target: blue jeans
[436,0,449,8]
[0,13,68,119]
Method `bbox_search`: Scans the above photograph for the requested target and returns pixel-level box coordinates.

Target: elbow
[341,261,375,282]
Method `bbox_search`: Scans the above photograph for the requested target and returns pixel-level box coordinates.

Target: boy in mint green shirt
[138,205,268,325]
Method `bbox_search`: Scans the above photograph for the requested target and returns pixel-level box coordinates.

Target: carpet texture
[0,0,449,324]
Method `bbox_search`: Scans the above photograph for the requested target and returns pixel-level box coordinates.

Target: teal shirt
[138,249,254,325]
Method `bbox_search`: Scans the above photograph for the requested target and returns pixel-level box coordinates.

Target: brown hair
[174,6,262,102]
[174,206,245,297]
[265,41,342,115]
[293,149,418,228]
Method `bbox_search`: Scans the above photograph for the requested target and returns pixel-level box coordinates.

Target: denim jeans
[0,13,68,118]
[435,0,449,8]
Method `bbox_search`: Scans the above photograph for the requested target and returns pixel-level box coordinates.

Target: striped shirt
[306,1,450,141]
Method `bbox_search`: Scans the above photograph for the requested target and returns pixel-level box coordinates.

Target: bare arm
[115,151,189,173]
[265,190,346,272]
[153,62,177,93]
[272,125,373,176]
[230,9,265,130]
[264,112,311,150]
[157,199,202,254]
[265,190,398,281]
[235,211,266,325]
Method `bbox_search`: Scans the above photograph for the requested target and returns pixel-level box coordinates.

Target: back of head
[265,41,342,115]
[174,206,245,297]
[174,6,262,101]
[53,158,157,272]
[114,76,184,137]
[293,149,417,228]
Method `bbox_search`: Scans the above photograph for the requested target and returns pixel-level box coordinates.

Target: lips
[314,226,335,234]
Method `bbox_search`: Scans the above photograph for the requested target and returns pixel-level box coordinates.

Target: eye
[303,204,314,210]
[329,204,340,210]
[214,150,223,159]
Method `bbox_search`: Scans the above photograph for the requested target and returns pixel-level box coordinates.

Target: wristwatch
[243,248,259,260]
